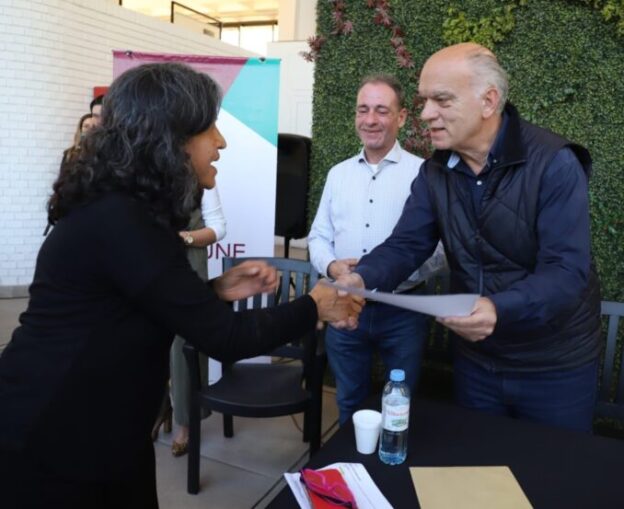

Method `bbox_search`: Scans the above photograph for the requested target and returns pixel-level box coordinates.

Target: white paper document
[284,462,393,509]
[326,281,479,318]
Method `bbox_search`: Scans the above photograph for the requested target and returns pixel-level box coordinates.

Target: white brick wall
[0,0,252,290]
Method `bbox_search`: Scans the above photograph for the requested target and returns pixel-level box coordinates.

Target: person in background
[90,94,104,126]
[0,63,362,508]
[337,43,601,433]
[170,186,227,456]
[308,74,442,426]
[61,113,95,166]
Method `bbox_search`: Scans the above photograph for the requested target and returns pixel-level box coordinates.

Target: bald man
[337,43,601,432]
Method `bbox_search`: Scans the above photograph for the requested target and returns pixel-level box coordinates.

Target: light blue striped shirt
[308,141,425,283]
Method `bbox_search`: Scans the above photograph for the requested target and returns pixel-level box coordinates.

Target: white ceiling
[122,0,279,23]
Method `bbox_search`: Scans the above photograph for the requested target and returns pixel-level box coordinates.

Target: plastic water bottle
[378,369,410,465]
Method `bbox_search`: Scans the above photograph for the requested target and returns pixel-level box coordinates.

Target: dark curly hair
[48,62,222,231]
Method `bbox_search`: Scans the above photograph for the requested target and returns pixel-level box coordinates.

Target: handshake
[214,259,366,329]
[216,260,496,342]
[308,273,366,329]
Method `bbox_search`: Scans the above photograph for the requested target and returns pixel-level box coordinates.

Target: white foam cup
[352,409,382,454]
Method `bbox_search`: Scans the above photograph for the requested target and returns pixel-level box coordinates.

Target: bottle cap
[389,369,405,382]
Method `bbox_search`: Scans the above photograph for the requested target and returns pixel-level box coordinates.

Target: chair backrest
[275,134,311,239]
[222,256,319,361]
[596,301,624,421]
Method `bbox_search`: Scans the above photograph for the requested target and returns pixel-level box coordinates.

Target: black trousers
[0,446,159,509]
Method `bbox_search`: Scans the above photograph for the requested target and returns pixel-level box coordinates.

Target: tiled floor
[0,245,335,508]
[154,391,338,508]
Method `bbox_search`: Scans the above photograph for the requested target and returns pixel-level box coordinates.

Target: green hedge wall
[310,0,623,301]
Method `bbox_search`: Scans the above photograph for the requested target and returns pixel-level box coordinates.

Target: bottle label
[383,404,409,431]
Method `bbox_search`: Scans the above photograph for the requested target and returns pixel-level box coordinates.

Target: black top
[0,193,317,480]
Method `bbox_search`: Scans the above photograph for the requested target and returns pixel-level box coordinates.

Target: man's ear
[398,107,408,128]
[482,87,500,119]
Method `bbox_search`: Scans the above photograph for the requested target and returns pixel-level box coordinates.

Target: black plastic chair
[595,300,624,421]
[183,256,326,494]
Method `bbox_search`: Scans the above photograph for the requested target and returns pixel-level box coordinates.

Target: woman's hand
[309,280,364,329]
[213,261,278,302]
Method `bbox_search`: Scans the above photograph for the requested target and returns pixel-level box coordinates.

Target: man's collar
[358,140,402,165]
[446,152,461,169]
[443,102,526,171]
[494,102,526,167]
[446,112,508,170]
[487,109,509,164]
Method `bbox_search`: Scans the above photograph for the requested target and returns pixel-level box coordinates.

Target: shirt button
[369,199,373,203]
[363,248,367,253]
[477,180,483,186]
[372,176,376,180]
[365,223,370,228]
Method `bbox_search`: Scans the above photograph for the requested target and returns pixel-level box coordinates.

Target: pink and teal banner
[113,50,280,276]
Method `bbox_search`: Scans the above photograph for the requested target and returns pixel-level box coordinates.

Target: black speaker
[275,134,311,257]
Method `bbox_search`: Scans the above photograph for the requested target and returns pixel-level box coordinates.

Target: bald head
[430,42,493,61]
[424,43,508,113]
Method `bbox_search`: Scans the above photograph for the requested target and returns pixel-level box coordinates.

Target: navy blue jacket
[356,104,601,372]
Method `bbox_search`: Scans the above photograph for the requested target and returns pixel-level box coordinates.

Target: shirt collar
[446,112,509,170]
[358,140,402,166]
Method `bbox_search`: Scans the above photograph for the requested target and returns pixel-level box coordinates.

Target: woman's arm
[178,227,217,247]
[136,258,361,363]
[179,187,227,247]
[199,187,226,241]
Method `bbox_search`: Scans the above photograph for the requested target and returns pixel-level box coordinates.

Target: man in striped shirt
[308,74,434,425]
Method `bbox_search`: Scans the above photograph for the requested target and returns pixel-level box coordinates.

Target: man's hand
[309,281,364,328]
[327,258,358,279]
[327,272,366,330]
[436,297,497,342]
[213,261,278,302]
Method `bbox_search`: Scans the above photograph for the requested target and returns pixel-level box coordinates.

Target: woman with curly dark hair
[0,63,361,509]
